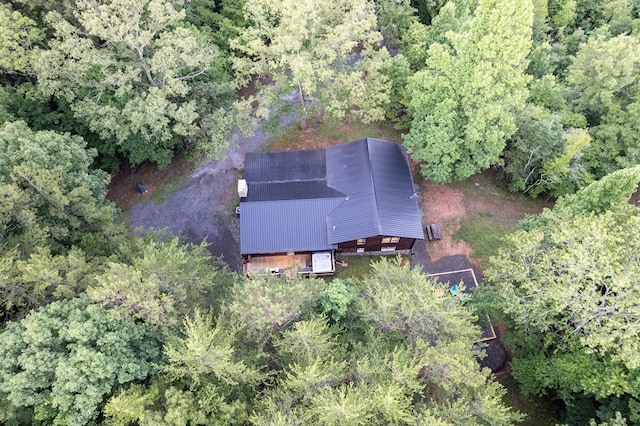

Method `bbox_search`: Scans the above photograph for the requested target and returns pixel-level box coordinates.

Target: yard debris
[135,182,148,194]
[426,223,442,240]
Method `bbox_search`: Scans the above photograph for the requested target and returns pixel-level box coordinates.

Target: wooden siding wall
[338,236,415,252]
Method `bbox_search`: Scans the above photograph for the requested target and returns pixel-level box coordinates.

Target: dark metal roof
[368,139,424,240]
[326,139,424,242]
[240,198,342,255]
[245,181,343,202]
[240,139,424,255]
[244,149,327,183]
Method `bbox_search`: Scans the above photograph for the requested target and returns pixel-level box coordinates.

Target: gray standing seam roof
[326,139,424,243]
[240,139,424,255]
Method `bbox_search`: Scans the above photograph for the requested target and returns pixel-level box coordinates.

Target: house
[239,138,424,275]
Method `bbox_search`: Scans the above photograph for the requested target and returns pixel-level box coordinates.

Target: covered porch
[243,252,335,276]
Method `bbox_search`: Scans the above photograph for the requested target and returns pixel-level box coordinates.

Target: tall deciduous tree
[404,0,533,183]
[232,0,391,127]
[481,166,640,423]
[0,296,161,425]
[0,121,115,255]
[34,0,245,167]
[0,4,43,76]
[566,35,640,178]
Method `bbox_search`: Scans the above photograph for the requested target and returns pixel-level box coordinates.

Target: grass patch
[265,119,402,152]
[455,213,517,267]
[333,255,410,282]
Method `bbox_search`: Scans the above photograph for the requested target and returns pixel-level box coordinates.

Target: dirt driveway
[122,117,292,273]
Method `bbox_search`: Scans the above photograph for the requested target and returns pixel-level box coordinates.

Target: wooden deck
[243,252,335,276]
[244,254,313,275]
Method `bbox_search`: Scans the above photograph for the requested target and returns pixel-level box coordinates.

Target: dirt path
[126,116,293,272]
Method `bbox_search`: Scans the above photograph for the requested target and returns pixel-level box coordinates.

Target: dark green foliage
[0,296,161,425]
[183,0,247,52]
[501,105,565,193]
[0,121,116,255]
[0,247,94,323]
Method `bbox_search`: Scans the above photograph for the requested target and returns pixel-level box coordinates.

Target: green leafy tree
[0,246,93,322]
[253,258,522,424]
[482,166,640,423]
[0,121,115,255]
[501,104,565,193]
[0,296,161,425]
[566,35,640,178]
[89,236,236,336]
[317,278,357,322]
[232,0,391,127]
[227,273,325,344]
[375,0,417,49]
[404,0,533,183]
[34,0,246,167]
[105,311,260,425]
[0,4,43,76]
[358,257,479,345]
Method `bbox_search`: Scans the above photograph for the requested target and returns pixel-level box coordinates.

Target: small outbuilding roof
[240,138,423,255]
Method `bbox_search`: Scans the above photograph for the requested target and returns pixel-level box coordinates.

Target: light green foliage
[554,164,640,215]
[163,311,261,386]
[0,121,115,255]
[34,0,243,167]
[358,257,479,345]
[0,4,43,74]
[0,296,160,425]
[400,2,473,71]
[602,0,635,36]
[232,0,391,125]
[0,247,92,322]
[253,259,522,424]
[567,35,640,121]
[566,35,640,178]
[484,169,640,422]
[548,0,577,29]
[89,237,235,335]
[404,0,533,183]
[227,273,325,342]
[104,378,250,426]
[317,278,357,322]
[531,127,592,197]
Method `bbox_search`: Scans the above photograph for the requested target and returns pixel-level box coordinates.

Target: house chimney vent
[238,179,248,198]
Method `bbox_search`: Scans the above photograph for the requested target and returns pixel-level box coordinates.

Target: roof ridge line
[365,138,383,236]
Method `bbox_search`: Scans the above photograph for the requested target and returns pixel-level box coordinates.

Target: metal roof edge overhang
[240,198,342,255]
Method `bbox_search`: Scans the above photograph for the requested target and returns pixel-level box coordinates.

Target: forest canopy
[1,0,640,424]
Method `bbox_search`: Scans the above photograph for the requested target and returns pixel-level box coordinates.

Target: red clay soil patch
[419,170,552,268]
[420,182,476,265]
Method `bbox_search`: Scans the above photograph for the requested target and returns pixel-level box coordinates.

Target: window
[381,246,396,252]
[381,236,400,244]
[357,247,365,253]
[357,238,366,245]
